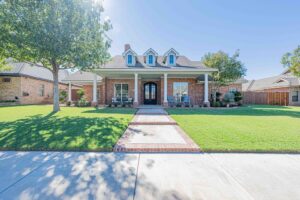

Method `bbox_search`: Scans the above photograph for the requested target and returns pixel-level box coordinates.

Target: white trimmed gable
[163,48,179,66]
[122,48,137,66]
[143,48,158,66]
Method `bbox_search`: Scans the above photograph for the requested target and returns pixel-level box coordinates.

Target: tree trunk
[52,64,60,112]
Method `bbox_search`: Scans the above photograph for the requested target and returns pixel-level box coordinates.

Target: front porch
[92,70,211,107]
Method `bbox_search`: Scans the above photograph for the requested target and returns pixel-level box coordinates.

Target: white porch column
[204,73,209,105]
[163,73,168,104]
[92,74,97,104]
[134,73,138,104]
[68,82,72,102]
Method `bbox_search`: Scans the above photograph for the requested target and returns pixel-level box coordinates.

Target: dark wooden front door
[144,82,157,105]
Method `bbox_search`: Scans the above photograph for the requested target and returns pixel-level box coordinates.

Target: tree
[0,0,111,112]
[281,46,300,77]
[201,50,246,102]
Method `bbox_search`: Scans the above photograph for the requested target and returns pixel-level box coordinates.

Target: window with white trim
[148,54,153,65]
[173,82,188,102]
[39,84,45,96]
[127,54,133,65]
[292,91,299,102]
[169,54,174,65]
[114,83,129,100]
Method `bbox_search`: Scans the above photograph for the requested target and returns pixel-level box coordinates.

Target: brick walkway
[114,106,200,152]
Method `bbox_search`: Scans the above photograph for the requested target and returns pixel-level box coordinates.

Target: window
[169,54,174,65]
[114,83,129,101]
[173,82,188,102]
[292,91,299,102]
[148,55,153,65]
[2,78,11,83]
[229,88,237,92]
[127,54,133,65]
[39,84,45,96]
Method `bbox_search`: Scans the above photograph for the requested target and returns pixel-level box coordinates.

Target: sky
[102,0,300,80]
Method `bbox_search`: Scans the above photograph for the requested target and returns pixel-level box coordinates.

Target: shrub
[77,97,90,107]
[223,92,235,104]
[59,90,67,103]
[233,91,243,103]
[77,89,85,99]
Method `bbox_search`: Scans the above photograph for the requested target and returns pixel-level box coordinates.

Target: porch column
[163,73,168,106]
[134,73,138,106]
[204,73,210,106]
[92,73,97,105]
[68,82,72,102]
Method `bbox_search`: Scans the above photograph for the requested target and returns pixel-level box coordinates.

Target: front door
[144,82,157,105]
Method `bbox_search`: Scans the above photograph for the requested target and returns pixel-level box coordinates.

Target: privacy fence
[242,92,289,106]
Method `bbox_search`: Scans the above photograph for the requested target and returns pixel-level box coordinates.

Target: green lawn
[0,105,135,151]
[168,105,300,152]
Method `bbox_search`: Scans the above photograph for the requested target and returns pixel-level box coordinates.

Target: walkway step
[129,122,178,125]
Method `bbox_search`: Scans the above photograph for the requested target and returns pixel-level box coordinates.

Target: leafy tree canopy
[281,46,300,77]
[201,50,246,87]
[0,0,112,111]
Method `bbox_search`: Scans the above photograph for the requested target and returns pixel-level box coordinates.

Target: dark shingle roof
[102,55,211,70]
[0,62,69,82]
[242,73,300,91]
[63,71,102,82]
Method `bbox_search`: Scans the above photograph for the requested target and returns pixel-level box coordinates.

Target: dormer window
[143,48,158,66]
[163,48,179,66]
[127,54,133,65]
[122,45,137,66]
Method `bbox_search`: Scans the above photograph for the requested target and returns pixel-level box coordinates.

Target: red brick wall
[162,78,205,105]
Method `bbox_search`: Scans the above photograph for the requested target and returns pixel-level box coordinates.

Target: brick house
[0,62,70,104]
[242,69,300,106]
[63,44,244,107]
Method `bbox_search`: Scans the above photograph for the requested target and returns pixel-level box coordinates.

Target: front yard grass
[168,105,300,152]
[0,105,135,151]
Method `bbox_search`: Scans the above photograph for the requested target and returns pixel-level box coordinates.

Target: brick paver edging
[114,125,201,153]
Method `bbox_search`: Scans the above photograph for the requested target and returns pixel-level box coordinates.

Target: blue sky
[103,0,300,80]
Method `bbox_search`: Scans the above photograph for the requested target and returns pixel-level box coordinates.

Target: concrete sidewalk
[0,152,300,200]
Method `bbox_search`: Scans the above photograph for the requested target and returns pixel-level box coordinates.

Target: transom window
[148,55,153,64]
[169,54,174,65]
[127,54,133,65]
[173,82,188,102]
[114,83,129,101]
[292,91,299,102]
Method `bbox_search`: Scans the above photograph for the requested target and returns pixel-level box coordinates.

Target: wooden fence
[242,91,289,106]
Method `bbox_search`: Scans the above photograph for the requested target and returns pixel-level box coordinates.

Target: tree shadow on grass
[82,107,136,115]
[0,113,130,151]
[167,105,300,118]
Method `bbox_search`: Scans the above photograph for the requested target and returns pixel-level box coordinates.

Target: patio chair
[182,95,192,107]
[123,97,133,107]
[167,96,176,107]
[112,97,122,107]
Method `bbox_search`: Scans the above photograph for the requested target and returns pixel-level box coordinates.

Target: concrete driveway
[0,152,300,200]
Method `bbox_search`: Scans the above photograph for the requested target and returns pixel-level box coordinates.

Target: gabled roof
[143,48,158,56]
[242,71,300,91]
[163,48,179,57]
[62,71,102,82]
[0,62,69,82]
[122,48,137,57]
[102,55,213,70]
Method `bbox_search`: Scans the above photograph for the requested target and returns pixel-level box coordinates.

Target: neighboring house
[0,62,70,104]
[63,44,244,107]
[242,69,300,106]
